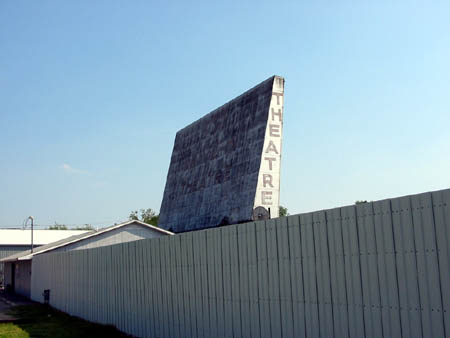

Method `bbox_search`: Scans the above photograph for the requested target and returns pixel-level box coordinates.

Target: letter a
[265,140,279,154]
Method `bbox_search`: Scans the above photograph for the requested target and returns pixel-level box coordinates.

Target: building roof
[0,220,173,263]
[0,229,90,246]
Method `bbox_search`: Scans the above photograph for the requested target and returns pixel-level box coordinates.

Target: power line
[0,218,126,229]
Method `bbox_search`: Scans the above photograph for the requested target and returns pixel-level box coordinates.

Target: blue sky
[1,1,449,228]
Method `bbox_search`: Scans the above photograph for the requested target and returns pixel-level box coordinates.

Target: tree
[279,205,289,217]
[355,200,368,204]
[75,224,95,231]
[129,208,159,226]
[48,222,68,230]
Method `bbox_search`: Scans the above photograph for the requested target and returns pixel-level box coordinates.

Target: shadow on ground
[0,291,130,338]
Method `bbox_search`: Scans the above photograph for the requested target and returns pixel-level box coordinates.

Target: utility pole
[28,216,34,253]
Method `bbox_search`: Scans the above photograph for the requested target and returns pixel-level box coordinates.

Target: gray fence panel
[73,251,77,316]
[88,249,94,323]
[104,247,110,325]
[114,244,123,331]
[71,251,75,317]
[137,241,146,337]
[247,222,261,338]
[201,231,210,337]
[93,248,99,324]
[188,232,199,338]
[146,239,154,337]
[199,231,211,337]
[392,195,423,338]
[82,249,89,322]
[97,247,102,324]
[129,243,136,334]
[75,250,80,317]
[67,252,72,315]
[230,225,242,338]
[266,218,282,338]
[53,254,59,310]
[127,242,135,335]
[356,202,383,338]
[137,242,145,335]
[432,189,450,336]
[115,245,121,327]
[168,236,177,338]
[122,243,129,332]
[119,243,126,333]
[276,216,294,338]
[73,251,77,317]
[138,241,148,337]
[163,237,173,338]
[373,199,402,338]
[206,229,218,336]
[117,244,124,328]
[153,238,163,338]
[100,247,106,324]
[76,251,81,318]
[341,205,366,338]
[60,253,64,312]
[84,251,90,320]
[131,243,139,336]
[180,234,191,338]
[173,236,182,338]
[165,238,174,338]
[114,245,121,332]
[175,235,186,337]
[101,247,107,324]
[222,226,234,338]
[77,250,81,317]
[65,252,70,315]
[92,249,97,323]
[288,215,307,338]
[158,239,168,338]
[191,234,200,338]
[411,193,445,338]
[301,212,320,338]
[69,251,75,317]
[192,232,203,338]
[107,246,112,325]
[326,208,349,338]
[63,252,68,314]
[256,220,271,338]
[28,188,450,338]
[120,244,130,332]
[238,223,251,338]
[55,253,61,311]
[214,227,226,337]
[88,250,93,322]
[314,210,334,338]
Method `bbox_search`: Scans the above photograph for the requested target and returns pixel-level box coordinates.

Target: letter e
[262,191,273,205]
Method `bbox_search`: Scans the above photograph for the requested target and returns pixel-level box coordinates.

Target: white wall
[50,223,166,253]
[4,261,32,298]
[0,245,32,286]
[14,261,32,298]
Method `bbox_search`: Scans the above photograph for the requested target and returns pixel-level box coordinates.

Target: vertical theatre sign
[253,77,284,218]
[159,75,285,232]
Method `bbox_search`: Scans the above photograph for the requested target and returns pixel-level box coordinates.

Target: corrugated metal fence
[31,189,450,338]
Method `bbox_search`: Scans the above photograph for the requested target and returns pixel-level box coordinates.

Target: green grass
[0,304,129,338]
[0,323,28,338]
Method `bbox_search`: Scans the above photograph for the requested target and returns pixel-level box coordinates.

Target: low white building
[1,220,173,298]
[0,229,89,287]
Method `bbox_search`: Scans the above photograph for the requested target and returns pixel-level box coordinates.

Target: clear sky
[1,1,449,228]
